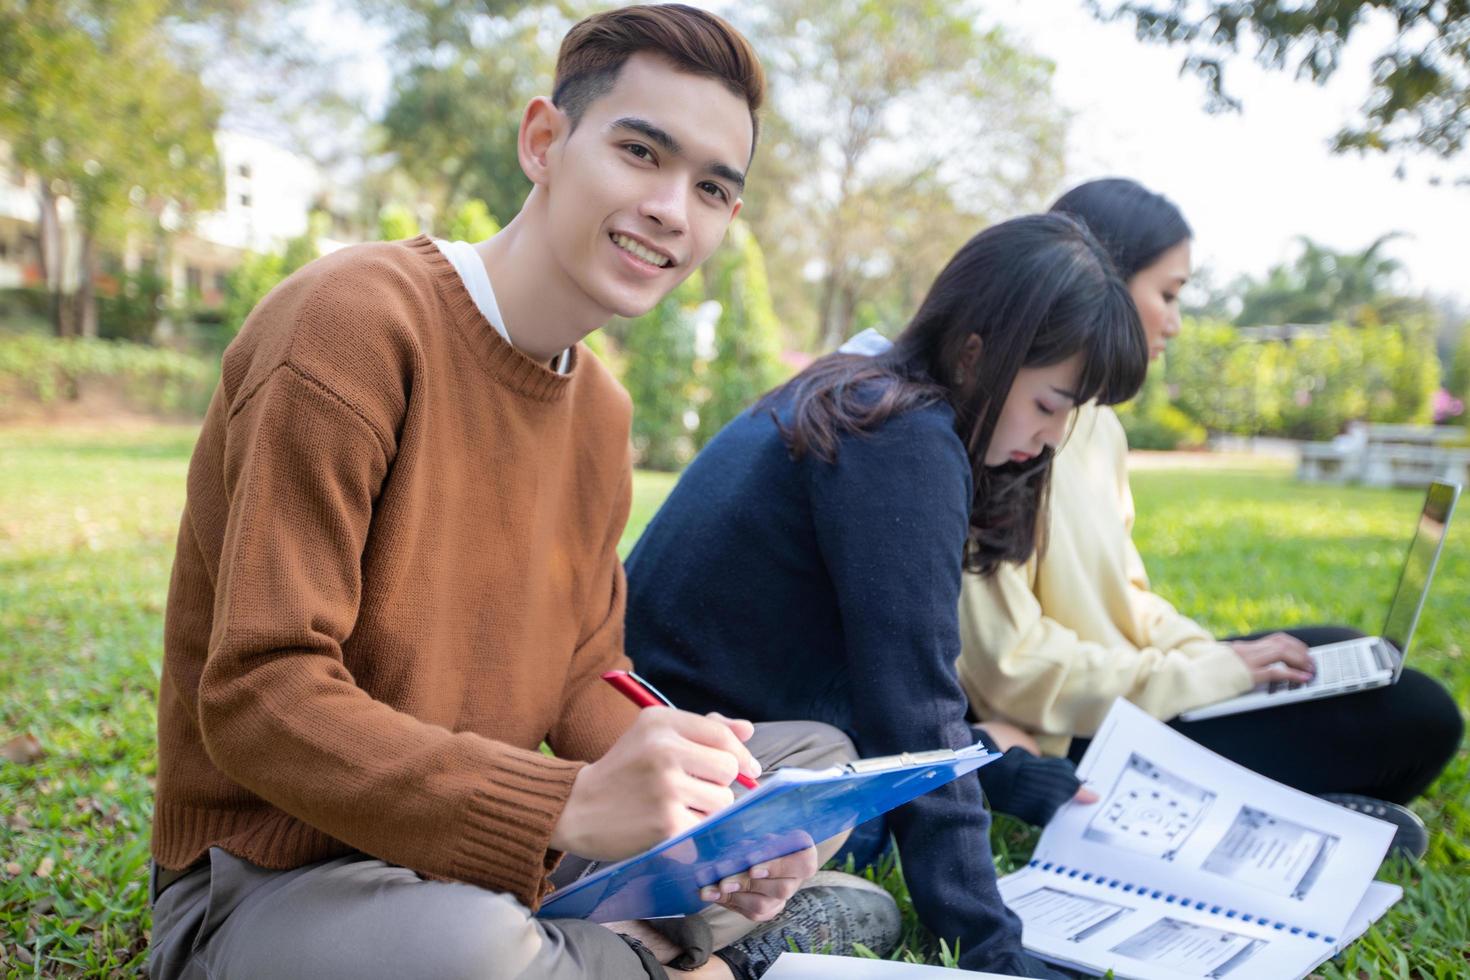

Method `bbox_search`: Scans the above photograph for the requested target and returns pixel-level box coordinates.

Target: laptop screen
[1381,482,1459,657]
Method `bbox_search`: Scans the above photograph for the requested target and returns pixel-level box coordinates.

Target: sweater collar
[409,235,578,403]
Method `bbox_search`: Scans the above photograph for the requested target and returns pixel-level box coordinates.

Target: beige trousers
[147,721,857,980]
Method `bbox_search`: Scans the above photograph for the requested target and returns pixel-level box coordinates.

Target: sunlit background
[2,3,1469,976]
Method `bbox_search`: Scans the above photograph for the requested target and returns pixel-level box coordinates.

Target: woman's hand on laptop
[1229,633,1315,685]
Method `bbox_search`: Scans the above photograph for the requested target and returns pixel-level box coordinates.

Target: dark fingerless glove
[616,933,670,980]
[973,729,1082,826]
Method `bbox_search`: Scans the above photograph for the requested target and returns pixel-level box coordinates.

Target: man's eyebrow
[611,117,681,155]
[709,162,746,191]
[611,116,746,191]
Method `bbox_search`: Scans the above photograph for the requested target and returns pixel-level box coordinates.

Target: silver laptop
[1180,481,1459,722]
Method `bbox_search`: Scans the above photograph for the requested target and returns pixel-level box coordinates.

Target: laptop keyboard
[1267,641,1379,693]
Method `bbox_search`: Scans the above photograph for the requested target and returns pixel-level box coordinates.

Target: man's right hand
[549,707,762,861]
[1229,632,1316,686]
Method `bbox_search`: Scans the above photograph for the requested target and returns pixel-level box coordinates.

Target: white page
[999,866,1348,980]
[1030,700,1393,937]
[763,953,1021,978]
[1338,880,1401,948]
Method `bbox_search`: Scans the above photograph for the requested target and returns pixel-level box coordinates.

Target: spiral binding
[1026,859,1335,944]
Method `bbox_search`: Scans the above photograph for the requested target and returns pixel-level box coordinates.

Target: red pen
[602,669,759,789]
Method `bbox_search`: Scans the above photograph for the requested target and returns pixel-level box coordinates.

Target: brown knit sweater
[152,235,639,909]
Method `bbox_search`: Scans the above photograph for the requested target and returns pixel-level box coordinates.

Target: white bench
[1364,423,1464,449]
[1297,424,1469,488]
[1360,444,1470,489]
[1297,442,1358,483]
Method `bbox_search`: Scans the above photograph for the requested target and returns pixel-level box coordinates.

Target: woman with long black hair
[624,213,1148,979]
[956,178,1463,858]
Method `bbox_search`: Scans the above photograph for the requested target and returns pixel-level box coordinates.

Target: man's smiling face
[541,53,753,320]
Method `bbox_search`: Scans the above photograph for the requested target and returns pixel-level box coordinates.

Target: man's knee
[421,892,654,980]
[792,722,859,770]
[752,721,858,772]
[413,889,548,980]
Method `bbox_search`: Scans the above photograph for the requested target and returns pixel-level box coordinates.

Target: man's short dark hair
[553,4,765,154]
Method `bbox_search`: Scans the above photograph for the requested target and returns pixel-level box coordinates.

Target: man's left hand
[699,844,821,922]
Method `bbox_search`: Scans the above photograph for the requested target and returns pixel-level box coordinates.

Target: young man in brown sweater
[147,7,895,979]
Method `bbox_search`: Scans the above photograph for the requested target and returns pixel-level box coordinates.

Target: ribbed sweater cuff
[452,748,585,909]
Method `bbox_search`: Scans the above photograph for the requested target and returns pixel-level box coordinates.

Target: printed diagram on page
[1009,886,1134,943]
[1084,753,1214,860]
[1200,806,1338,900]
[1109,918,1266,978]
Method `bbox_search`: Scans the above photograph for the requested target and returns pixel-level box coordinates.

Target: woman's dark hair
[1049,178,1191,280]
[761,213,1147,574]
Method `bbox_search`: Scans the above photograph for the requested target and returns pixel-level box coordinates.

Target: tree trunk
[77,229,99,338]
[151,231,174,344]
[817,270,856,354]
[37,182,71,337]
[816,270,840,353]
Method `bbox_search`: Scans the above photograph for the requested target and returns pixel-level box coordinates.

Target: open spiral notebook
[998,699,1401,980]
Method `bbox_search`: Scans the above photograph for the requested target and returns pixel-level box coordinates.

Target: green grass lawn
[0,426,1465,977]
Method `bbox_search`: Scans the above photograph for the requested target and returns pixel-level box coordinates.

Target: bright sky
[985,1,1470,304]
[299,0,1469,303]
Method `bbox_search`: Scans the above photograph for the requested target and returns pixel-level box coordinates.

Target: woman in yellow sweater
[956,179,1462,854]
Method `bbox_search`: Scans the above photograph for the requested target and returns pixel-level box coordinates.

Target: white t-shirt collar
[434,238,571,374]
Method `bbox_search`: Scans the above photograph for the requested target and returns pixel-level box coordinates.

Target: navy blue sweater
[625,394,1032,974]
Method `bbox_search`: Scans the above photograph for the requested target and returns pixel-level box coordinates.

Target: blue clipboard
[538,743,999,922]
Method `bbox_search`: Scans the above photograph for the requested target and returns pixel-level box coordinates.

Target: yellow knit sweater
[152,236,638,909]
[957,403,1253,757]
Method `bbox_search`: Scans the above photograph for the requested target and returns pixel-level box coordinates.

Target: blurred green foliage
[614,221,792,470]
[0,0,225,337]
[377,205,421,242]
[696,221,787,448]
[621,272,705,472]
[1447,322,1470,408]
[1129,319,1443,444]
[0,336,216,418]
[1113,367,1206,450]
[443,200,500,244]
[219,218,323,341]
[96,269,169,345]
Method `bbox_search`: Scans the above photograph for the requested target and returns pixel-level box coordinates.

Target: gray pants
[148,721,857,980]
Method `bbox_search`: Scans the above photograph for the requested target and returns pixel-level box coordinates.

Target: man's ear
[518,96,565,186]
[731,198,743,222]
